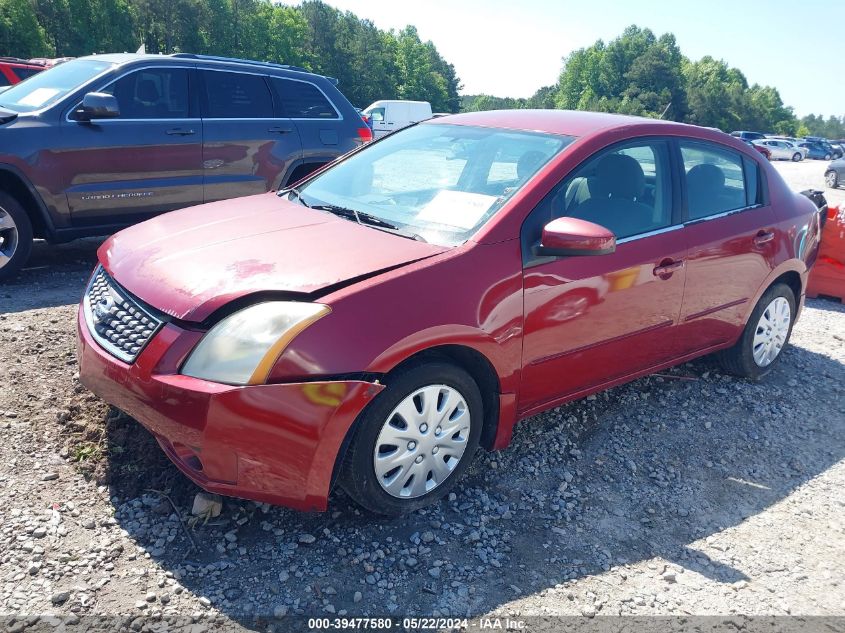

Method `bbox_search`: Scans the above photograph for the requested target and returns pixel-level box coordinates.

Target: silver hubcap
[827,173,837,187]
[373,384,471,499]
[0,208,18,270]
[752,297,791,367]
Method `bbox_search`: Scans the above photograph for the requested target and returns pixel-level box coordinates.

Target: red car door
[519,138,687,414]
[674,141,778,353]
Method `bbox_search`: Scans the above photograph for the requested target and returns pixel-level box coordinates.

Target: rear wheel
[824,153,832,161]
[0,192,33,281]
[339,361,482,516]
[718,283,796,380]
[792,152,801,162]
[826,171,839,188]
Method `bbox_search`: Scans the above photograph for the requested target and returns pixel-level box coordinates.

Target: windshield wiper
[285,190,425,241]
[309,203,427,242]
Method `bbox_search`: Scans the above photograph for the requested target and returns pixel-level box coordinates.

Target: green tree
[0,0,49,56]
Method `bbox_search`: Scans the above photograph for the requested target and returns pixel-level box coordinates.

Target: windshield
[296,123,573,246]
[0,59,114,113]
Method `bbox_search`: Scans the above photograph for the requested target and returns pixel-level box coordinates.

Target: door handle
[653,259,684,278]
[753,230,775,246]
[268,127,294,134]
[166,128,195,136]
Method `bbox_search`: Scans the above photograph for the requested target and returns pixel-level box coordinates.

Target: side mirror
[74,92,120,121]
[535,217,616,257]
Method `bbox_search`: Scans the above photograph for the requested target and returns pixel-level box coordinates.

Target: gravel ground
[1,162,843,630]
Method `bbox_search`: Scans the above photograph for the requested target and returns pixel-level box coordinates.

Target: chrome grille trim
[83,266,164,363]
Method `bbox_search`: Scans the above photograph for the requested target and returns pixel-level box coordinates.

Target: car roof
[427,109,709,138]
[76,53,331,81]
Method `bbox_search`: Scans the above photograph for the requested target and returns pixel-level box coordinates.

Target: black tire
[792,153,801,162]
[0,192,33,282]
[826,170,839,189]
[717,283,796,380]
[339,361,483,516]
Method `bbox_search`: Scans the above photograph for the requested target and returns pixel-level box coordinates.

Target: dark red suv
[77,110,821,515]
[0,57,45,86]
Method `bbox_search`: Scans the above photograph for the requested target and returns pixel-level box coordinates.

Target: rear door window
[202,70,273,119]
[680,142,748,220]
[271,78,338,119]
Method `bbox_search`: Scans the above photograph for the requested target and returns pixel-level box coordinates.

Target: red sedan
[77,110,820,515]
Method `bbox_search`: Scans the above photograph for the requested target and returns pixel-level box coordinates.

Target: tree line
[3,7,841,136]
[463,25,844,139]
[0,0,461,111]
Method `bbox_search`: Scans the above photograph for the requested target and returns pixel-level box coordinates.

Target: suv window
[103,68,189,119]
[272,78,338,119]
[680,142,747,220]
[202,70,273,119]
[14,67,41,80]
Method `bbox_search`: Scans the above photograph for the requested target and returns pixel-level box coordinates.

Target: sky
[299,0,842,118]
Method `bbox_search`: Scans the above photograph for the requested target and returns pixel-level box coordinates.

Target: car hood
[100,192,448,322]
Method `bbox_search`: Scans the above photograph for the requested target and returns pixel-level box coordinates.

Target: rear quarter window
[272,78,338,119]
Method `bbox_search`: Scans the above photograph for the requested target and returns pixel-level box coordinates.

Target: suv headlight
[181,302,330,385]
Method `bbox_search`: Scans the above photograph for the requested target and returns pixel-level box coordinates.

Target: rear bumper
[76,308,384,511]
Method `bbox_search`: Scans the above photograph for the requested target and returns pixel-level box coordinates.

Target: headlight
[181,302,330,385]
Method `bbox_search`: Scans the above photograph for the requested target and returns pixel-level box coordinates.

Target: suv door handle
[166,128,195,136]
[268,127,294,134]
[653,259,684,278]
[753,230,775,245]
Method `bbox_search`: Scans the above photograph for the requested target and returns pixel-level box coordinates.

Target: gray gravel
[0,166,843,627]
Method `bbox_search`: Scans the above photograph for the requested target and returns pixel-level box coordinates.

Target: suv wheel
[826,171,839,189]
[0,192,33,281]
[717,283,795,380]
[339,361,482,516]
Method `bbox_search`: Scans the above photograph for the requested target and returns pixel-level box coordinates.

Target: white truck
[362,100,433,138]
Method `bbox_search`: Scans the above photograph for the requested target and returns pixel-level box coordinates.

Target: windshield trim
[0,59,118,115]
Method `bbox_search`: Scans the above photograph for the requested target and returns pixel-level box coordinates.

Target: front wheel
[718,283,796,380]
[826,170,839,189]
[339,361,483,516]
[0,192,33,281]
[792,153,802,162]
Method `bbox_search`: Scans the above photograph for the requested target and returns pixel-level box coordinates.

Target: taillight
[357,126,373,143]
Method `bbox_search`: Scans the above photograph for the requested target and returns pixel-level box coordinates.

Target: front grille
[83,266,164,363]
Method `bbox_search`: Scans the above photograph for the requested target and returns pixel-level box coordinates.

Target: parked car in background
[362,100,433,138]
[754,138,804,161]
[800,141,838,160]
[743,139,771,160]
[0,57,47,86]
[730,130,766,142]
[0,53,372,279]
[77,110,820,515]
[804,138,843,159]
[768,137,810,159]
[825,158,845,189]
